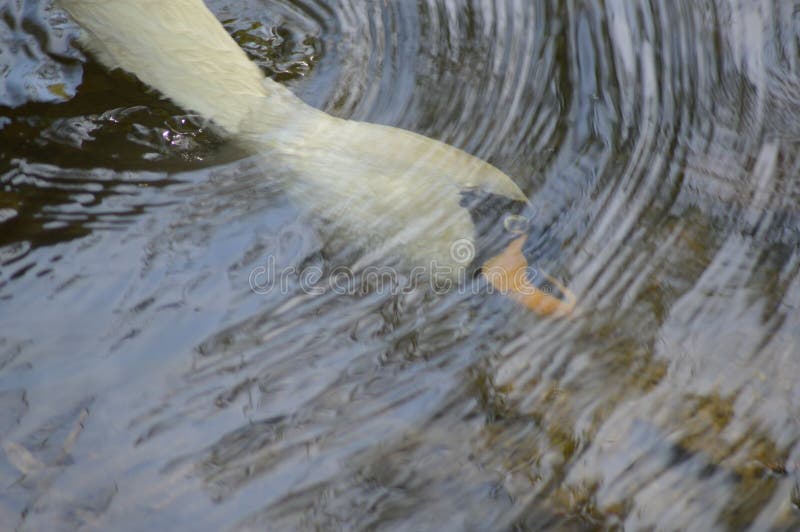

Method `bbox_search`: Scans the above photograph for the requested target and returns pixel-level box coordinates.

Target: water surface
[2,0,800,530]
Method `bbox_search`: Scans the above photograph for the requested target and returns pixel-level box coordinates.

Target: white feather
[58,0,527,277]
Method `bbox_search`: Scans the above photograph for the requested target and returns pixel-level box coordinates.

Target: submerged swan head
[57,0,576,317]
[458,187,576,317]
[246,109,576,316]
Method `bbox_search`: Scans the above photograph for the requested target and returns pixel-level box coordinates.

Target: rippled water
[2,0,800,530]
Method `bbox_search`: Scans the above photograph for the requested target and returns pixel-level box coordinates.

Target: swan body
[57,0,575,316]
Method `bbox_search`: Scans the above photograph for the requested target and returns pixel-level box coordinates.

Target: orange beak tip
[481,236,577,318]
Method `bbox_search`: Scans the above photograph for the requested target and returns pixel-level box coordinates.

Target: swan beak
[481,236,576,317]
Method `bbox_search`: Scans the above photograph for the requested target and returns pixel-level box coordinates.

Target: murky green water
[2,0,800,530]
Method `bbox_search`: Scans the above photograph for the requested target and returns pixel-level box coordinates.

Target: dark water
[2,0,800,530]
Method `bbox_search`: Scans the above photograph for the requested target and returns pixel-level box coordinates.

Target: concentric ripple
[1,0,800,530]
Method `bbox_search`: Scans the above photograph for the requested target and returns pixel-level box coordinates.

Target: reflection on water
[2,0,800,529]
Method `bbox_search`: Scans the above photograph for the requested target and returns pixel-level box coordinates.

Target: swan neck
[58,0,307,134]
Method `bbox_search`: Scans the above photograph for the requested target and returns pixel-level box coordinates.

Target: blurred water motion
[2,0,800,530]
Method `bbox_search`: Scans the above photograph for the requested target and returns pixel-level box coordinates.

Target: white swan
[57,0,575,316]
